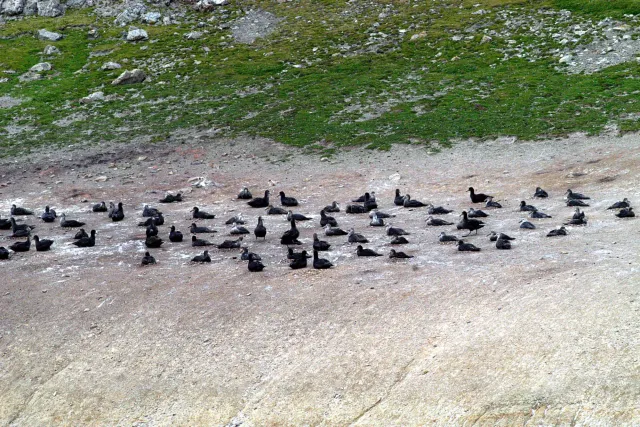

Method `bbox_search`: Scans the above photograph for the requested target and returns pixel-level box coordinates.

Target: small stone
[94,175,108,182]
[83,308,89,312]
[320,157,329,162]
[480,35,492,43]
[37,29,62,41]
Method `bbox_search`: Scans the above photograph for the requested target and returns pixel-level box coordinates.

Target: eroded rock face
[111,69,147,85]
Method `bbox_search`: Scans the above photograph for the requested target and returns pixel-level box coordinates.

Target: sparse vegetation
[1,0,640,156]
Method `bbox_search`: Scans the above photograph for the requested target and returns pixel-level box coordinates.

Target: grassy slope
[1,0,640,156]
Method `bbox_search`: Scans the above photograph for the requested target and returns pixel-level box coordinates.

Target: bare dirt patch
[1,132,639,424]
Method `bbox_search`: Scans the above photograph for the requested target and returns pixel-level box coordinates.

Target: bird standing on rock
[616,207,635,218]
[530,211,552,219]
[427,204,452,215]
[159,193,182,203]
[519,201,537,212]
[346,204,366,214]
[457,240,481,252]
[190,223,215,234]
[566,199,590,207]
[547,226,568,237]
[218,237,243,249]
[146,223,158,237]
[289,253,308,269]
[387,225,410,236]
[320,210,338,227]
[142,205,161,217]
[237,187,252,200]
[534,187,549,198]
[457,211,485,236]
[33,235,54,251]
[192,207,215,219]
[169,226,183,242]
[370,212,384,227]
[313,233,331,251]
[60,213,86,228]
[111,202,125,222]
[192,235,214,247]
[389,249,413,259]
[325,224,348,236]
[394,189,405,206]
[73,230,96,247]
[247,253,265,272]
[323,201,340,213]
[93,201,108,212]
[287,211,311,221]
[468,187,492,203]
[191,250,211,263]
[230,222,250,235]
[566,189,590,200]
[608,198,631,210]
[468,208,488,218]
[145,235,163,248]
[347,228,368,243]
[41,206,57,223]
[254,216,267,240]
[485,197,502,208]
[9,238,30,252]
[356,245,382,257]
[11,204,33,216]
[403,195,427,208]
[265,205,287,215]
[313,250,333,269]
[438,232,458,243]
[519,219,536,229]
[141,252,156,265]
[280,218,300,245]
[426,216,453,226]
[390,236,410,245]
[248,190,270,208]
[279,191,298,207]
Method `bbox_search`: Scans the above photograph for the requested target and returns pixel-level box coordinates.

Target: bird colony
[0,185,634,270]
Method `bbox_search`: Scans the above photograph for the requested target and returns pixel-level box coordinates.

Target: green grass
[1,0,640,156]
[553,0,640,17]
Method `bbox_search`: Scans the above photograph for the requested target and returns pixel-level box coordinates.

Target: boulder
[37,0,63,17]
[18,72,43,82]
[142,11,161,24]
[111,69,146,85]
[22,0,36,14]
[43,45,60,55]
[101,61,122,71]
[1,0,25,15]
[30,62,52,72]
[126,27,148,42]
[37,29,63,41]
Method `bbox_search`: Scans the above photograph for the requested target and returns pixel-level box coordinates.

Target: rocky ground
[1,131,639,424]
